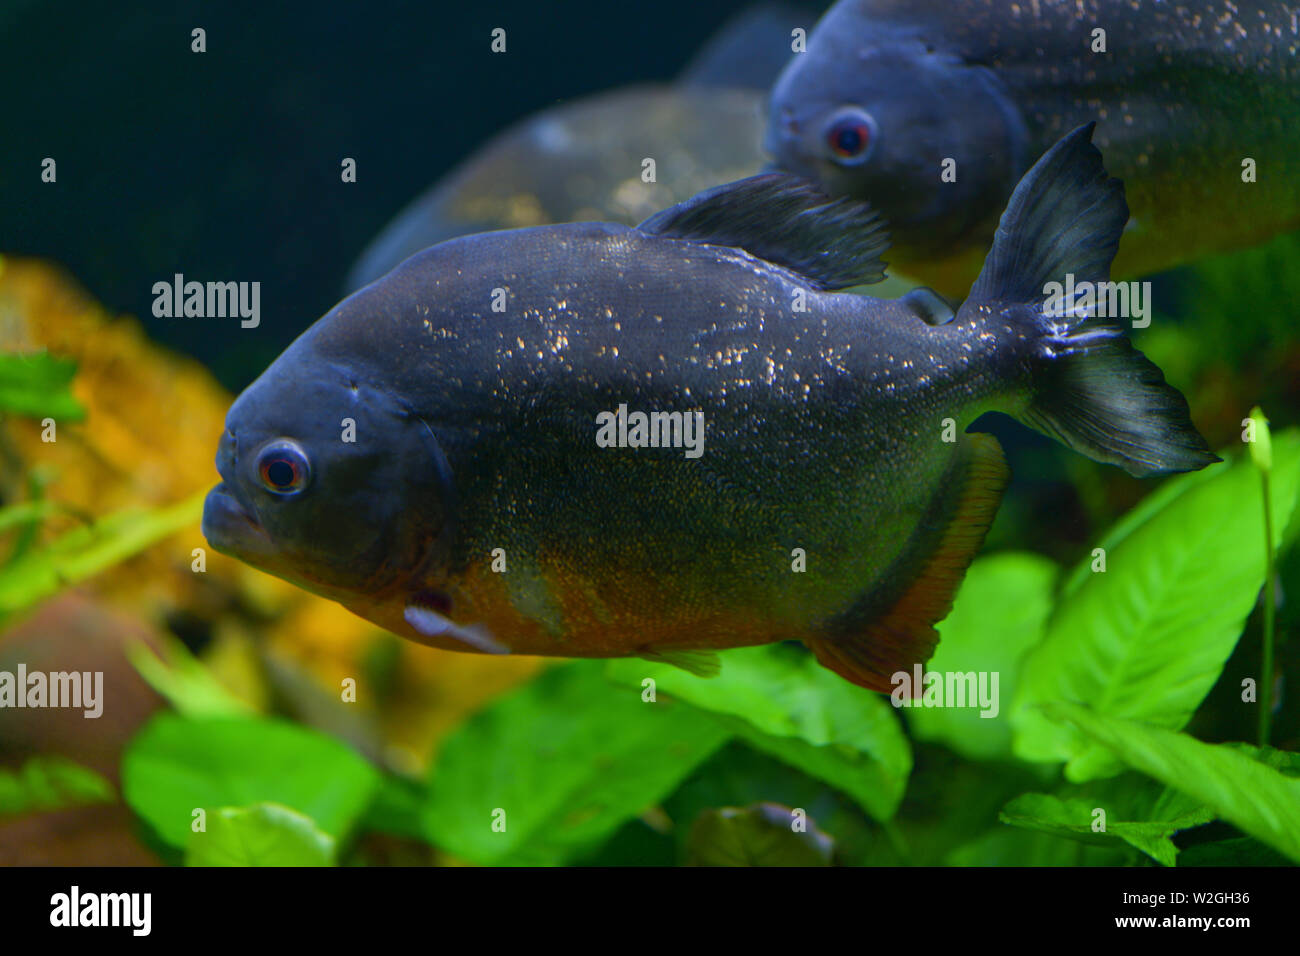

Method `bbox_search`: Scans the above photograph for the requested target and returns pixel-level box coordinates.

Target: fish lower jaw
[201,482,276,563]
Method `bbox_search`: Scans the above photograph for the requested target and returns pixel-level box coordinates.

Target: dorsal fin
[965,123,1127,306]
[637,173,890,290]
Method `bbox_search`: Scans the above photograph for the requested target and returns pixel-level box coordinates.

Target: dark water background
[1,0,780,389]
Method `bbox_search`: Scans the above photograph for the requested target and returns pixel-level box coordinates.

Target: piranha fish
[203,125,1215,691]
[346,3,807,292]
[766,0,1300,291]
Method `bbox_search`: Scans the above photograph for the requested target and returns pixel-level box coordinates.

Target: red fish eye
[825,109,877,165]
[256,441,310,495]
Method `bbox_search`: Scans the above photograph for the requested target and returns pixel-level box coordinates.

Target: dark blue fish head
[765,5,1028,252]
[201,296,454,600]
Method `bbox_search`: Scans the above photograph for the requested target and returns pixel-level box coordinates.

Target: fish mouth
[762,122,799,171]
[201,482,276,562]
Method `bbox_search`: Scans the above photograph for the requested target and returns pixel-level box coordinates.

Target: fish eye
[823,108,878,166]
[256,440,311,496]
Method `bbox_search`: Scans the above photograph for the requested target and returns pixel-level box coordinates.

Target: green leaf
[1012,432,1300,780]
[0,499,58,536]
[422,661,729,865]
[0,492,205,624]
[125,637,253,718]
[185,803,336,866]
[909,552,1056,761]
[0,352,85,421]
[606,643,911,821]
[946,825,1124,866]
[121,714,379,849]
[1227,743,1300,777]
[684,803,835,866]
[1041,702,1300,863]
[0,756,115,817]
[999,789,1212,867]
[361,773,428,841]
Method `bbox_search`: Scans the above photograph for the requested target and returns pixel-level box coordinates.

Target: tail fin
[960,123,1218,477]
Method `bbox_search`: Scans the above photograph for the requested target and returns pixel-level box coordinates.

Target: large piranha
[766,0,1300,291]
[202,126,1214,691]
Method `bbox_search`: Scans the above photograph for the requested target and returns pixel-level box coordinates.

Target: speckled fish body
[767,0,1300,287]
[204,127,1214,690]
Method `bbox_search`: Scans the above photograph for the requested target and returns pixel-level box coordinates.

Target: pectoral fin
[404,604,511,655]
[805,433,1009,692]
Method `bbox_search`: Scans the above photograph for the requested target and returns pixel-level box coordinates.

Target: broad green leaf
[1055,463,1224,601]
[185,803,335,866]
[422,661,729,865]
[999,790,1212,867]
[0,756,115,817]
[1227,743,1300,777]
[0,351,85,420]
[946,825,1124,866]
[684,803,834,866]
[122,714,379,848]
[1041,702,1300,863]
[0,492,205,624]
[1013,433,1300,780]
[125,637,252,718]
[909,552,1056,761]
[606,643,910,821]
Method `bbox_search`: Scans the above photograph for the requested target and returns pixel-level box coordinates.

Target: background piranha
[203,126,1214,691]
[767,0,1300,291]
[345,86,770,294]
[347,4,807,292]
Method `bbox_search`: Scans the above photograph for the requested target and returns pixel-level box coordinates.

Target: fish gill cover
[0,0,1297,910]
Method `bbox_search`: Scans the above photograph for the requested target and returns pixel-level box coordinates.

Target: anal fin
[639,648,722,678]
[806,433,1009,693]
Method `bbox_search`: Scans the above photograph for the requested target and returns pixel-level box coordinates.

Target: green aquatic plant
[0,351,84,421]
[0,757,115,819]
[121,713,379,864]
[184,803,336,867]
[1248,406,1277,746]
[0,351,204,625]
[125,635,253,719]
[0,493,204,627]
